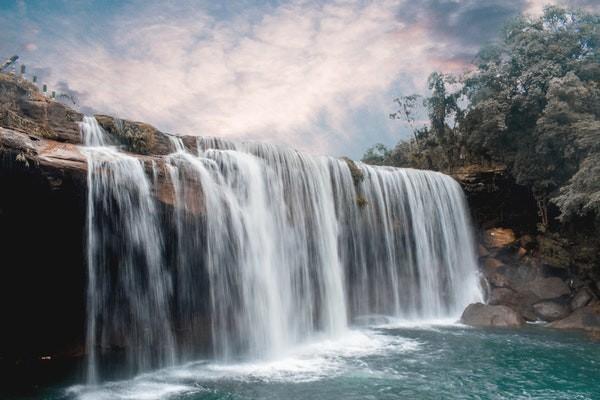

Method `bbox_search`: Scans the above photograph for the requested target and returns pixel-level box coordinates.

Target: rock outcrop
[461,303,525,327]
[548,303,600,332]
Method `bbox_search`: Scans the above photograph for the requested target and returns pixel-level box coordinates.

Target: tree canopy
[364,6,600,226]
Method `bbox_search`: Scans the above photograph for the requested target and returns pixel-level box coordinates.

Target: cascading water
[80,117,482,383]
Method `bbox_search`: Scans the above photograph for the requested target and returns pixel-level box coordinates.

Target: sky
[1,0,598,158]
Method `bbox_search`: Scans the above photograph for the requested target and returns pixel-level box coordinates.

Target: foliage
[364,6,600,225]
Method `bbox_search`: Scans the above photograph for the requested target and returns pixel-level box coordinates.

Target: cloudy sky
[1,0,598,157]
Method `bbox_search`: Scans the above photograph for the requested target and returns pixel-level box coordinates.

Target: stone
[488,288,516,305]
[528,277,570,300]
[548,303,600,332]
[461,303,524,327]
[484,228,516,249]
[95,114,173,155]
[484,257,504,269]
[478,244,490,257]
[532,301,570,321]
[0,73,82,143]
[570,288,593,310]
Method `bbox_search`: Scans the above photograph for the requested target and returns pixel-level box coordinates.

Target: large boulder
[487,287,538,321]
[570,288,593,310]
[532,301,570,321]
[528,277,570,300]
[548,303,600,332]
[461,303,525,327]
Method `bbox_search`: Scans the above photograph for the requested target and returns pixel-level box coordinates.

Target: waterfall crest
[81,117,482,382]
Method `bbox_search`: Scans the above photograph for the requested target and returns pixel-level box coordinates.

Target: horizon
[1,0,598,158]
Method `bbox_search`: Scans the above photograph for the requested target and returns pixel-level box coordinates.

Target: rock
[461,303,524,327]
[519,234,536,250]
[0,73,82,143]
[484,257,504,269]
[488,288,516,305]
[95,114,173,155]
[487,287,538,321]
[528,277,570,300]
[570,288,593,310]
[478,244,490,257]
[487,270,511,288]
[532,301,570,321]
[548,304,600,332]
[484,228,516,249]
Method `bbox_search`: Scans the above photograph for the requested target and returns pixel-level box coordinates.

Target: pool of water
[14,323,600,400]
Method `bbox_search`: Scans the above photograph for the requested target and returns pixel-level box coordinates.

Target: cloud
[7,0,598,157]
[29,0,430,155]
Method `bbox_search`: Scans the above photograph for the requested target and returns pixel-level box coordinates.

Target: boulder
[478,244,490,257]
[532,301,570,321]
[548,303,600,332]
[487,287,538,321]
[484,228,516,249]
[461,303,524,327]
[570,288,593,310]
[528,277,570,300]
[484,257,504,269]
[488,288,516,305]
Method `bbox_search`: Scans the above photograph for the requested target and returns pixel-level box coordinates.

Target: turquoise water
[24,324,600,400]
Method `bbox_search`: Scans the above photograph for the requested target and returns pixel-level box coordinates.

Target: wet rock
[532,301,570,321]
[570,288,593,310]
[461,303,524,327]
[529,277,570,300]
[548,303,600,332]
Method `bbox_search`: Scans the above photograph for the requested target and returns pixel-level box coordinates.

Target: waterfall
[81,117,482,382]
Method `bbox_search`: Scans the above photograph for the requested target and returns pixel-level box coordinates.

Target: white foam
[67,329,419,399]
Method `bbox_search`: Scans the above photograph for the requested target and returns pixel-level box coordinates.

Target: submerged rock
[461,303,524,327]
[532,301,570,321]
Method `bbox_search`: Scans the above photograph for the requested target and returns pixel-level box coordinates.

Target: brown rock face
[94,114,173,155]
[484,228,516,249]
[461,303,525,327]
[0,74,82,143]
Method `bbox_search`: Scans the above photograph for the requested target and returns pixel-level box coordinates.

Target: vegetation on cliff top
[363,7,600,228]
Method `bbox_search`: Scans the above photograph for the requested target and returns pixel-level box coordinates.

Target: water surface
[33,324,600,400]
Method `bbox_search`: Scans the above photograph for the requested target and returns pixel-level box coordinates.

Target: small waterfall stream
[80,117,482,383]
